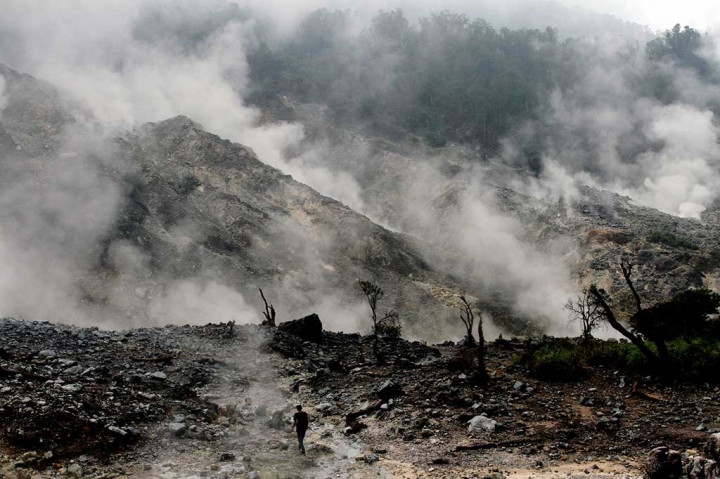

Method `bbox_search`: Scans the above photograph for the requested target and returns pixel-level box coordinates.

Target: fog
[0,0,717,339]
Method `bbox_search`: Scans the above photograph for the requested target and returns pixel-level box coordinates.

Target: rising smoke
[1,0,716,338]
[0,0,371,329]
[502,34,720,219]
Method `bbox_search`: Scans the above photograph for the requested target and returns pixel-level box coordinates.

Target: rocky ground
[1,316,719,478]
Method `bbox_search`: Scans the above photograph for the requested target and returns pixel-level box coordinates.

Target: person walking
[291,404,309,454]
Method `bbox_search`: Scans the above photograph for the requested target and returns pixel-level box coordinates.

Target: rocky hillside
[289,101,720,320]
[516,185,720,312]
[105,115,460,331]
[0,63,462,336]
[0,63,68,157]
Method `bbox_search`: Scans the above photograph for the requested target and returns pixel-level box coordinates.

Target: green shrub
[667,338,720,378]
[586,341,651,373]
[516,336,720,382]
[632,288,720,341]
[376,321,402,339]
[586,338,720,379]
[648,231,699,250]
[524,344,586,381]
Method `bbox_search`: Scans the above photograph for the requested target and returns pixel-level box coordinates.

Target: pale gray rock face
[107,114,460,331]
[0,63,461,335]
[0,63,70,157]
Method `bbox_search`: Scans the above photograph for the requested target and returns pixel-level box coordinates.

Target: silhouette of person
[291,404,309,454]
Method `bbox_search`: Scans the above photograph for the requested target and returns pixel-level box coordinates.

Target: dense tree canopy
[246,11,715,155]
[646,24,708,73]
[632,288,720,341]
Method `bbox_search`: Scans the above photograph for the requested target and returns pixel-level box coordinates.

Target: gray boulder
[277,314,323,343]
[468,414,497,433]
[645,446,683,479]
[67,463,83,478]
[376,380,403,401]
[168,422,187,437]
[705,433,720,461]
[363,453,380,464]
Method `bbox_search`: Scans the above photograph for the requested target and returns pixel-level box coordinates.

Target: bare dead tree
[590,259,689,373]
[565,290,603,345]
[620,258,643,313]
[457,295,488,383]
[259,288,276,327]
[588,284,659,364]
[359,280,384,362]
[359,280,401,363]
[619,259,671,365]
[458,295,476,346]
[225,320,235,338]
[475,304,489,384]
[620,258,672,368]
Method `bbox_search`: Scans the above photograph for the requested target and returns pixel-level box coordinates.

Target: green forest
[245,10,715,152]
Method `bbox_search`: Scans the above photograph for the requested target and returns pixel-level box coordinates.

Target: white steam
[0,130,125,325]
[0,0,368,329]
[148,280,257,325]
[455,185,577,333]
[632,105,720,218]
[0,0,363,211]
[0,75,7,113]
[510,35,720,219]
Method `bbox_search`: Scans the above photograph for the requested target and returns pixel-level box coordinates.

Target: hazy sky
[563,0,720,31]
[243,0,718,40]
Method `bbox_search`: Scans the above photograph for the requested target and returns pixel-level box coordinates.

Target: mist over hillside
[0,0,719,340]
[245,9,720,219]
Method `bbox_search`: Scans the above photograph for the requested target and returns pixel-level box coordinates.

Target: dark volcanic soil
[1,317,718,478]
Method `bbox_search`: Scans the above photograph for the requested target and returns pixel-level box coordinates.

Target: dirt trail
[126,331,392,479]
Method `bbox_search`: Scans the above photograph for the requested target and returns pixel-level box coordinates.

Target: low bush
[520,343,586,381]
[667,338,720,379]
[648,231,699,250]
[586,341,651,373]
[518,337,720,382]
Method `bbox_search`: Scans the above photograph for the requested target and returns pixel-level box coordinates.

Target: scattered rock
[149,371,167,381]
[377,380,403,401]
[168,423,187,437]
[468,414,497,433]
[61,383,83,393]
[266,410,285,429]
[67,463,83,478]
[312,443,335,454]
[363,453,380,464]
[107,426,128,436]
[219,452,235,462]
[705,433,720,461]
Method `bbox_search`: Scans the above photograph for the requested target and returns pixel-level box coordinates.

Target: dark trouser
[297,428,307,451]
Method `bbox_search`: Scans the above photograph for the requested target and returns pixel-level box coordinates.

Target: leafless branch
[259,288,276,327]
[458,295,475,346]
[620,258,643,313]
